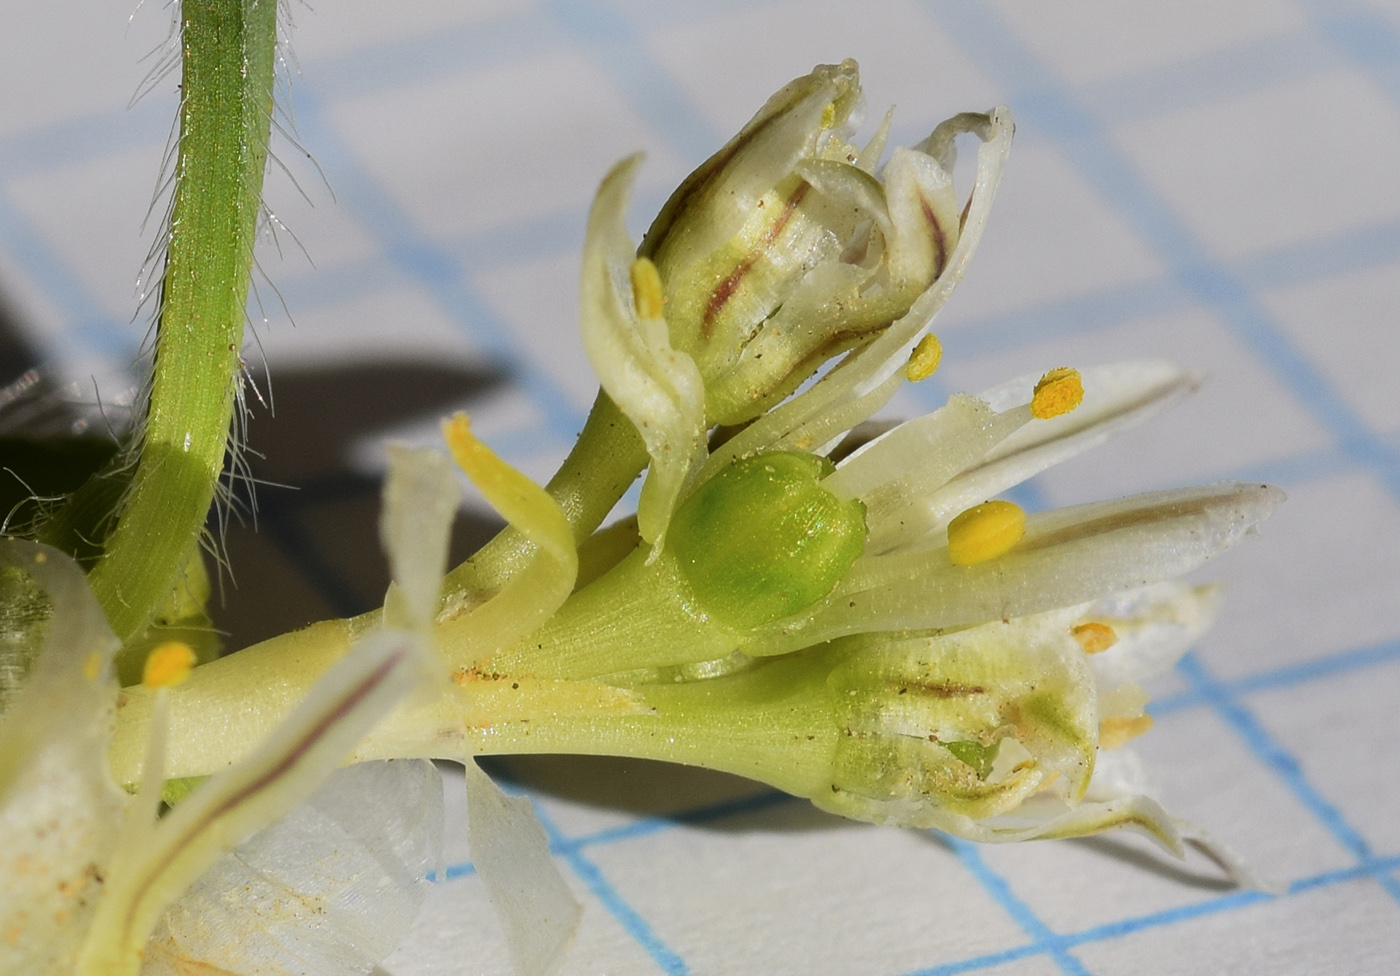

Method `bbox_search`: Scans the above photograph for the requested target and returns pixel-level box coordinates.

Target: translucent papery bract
[0,541,124,976]
[142,760,444,976]
[1080,581,1223,696]
[464,760,581,976]
[79,631,423,976]
[381,446,461,634]
[748,482,1282,655]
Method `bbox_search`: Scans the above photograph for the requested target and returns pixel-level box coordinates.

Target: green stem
[109,626,839,803]
[87,0,278,650]
[439,390,647,611]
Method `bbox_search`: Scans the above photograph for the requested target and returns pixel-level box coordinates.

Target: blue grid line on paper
[1152,636,1400,717]
[922,1,1400,504]
[543,0,724,163]
[1074,31,1341,124]
[0,193,136,365]
[1313,1,1400,108]
[432,801,1400,976]
[529,800,693,976]
[893,853,1400,976]
[0,96,173,178]
[1174,652,1400,906]
[946,213,1400,362]
[268,80,590,445]
[0,96,170,370]
[944,836,1093,976]
[301,10,561,101]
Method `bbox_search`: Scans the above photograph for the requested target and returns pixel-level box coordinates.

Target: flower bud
[636,60,999,426]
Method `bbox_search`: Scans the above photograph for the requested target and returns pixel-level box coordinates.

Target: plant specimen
[0,6,1281,975]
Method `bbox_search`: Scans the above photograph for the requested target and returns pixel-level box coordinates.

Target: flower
[579,60,1012,545]
[633,60,1008,429]
[474,344,1279,882]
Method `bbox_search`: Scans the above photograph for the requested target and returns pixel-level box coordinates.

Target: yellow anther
[946,499,1026,566]
[142,641,196,689]
[905,334,943,382]
[1072,621,1118,654]
[1099,715,1154,750]
[443,413,496,484]
[1031,367,1084,419]
[821,101,837,129]
[630,257,665,321]
[82,651,103,682]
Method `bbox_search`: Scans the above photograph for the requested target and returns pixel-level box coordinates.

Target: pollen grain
[1072,621,1118,654]
[142,641,196,689]
[905,334,943,381]
[1031,367,1084,419]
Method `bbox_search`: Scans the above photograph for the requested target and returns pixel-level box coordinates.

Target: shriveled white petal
[920,362,1203,542]
[829,106,1013,400]
[80,631,423,976]
[855,105,894,173]
[144,760,443,976]
[750,482,1283,654]
[464,759,581,976]
[580,155,707,547]
[1082,581,1223,692]
[881,145,961,286]
[0,543,124,975]
[796,157,893,240]
[1076,750,1276,892]
[381,446,461,633]
[1084,745,1155,802]
[818,771,1189,858]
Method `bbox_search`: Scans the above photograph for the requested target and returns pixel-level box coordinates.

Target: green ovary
[668,452,867,629]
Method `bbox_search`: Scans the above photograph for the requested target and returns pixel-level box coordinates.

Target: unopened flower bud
[632,60,1003,425]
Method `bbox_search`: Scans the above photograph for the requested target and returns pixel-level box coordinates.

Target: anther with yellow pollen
[947,499,1026,566]
[141,641,197,689]
[904,333,943,382]
[1031,366,1084,420]
[1072,621,1119,654]
[1100,715,1155,750]
[630,257,665,320]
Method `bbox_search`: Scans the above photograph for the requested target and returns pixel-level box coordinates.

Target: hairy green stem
[87,0,278,651]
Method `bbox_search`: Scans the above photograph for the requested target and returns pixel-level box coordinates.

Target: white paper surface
[3,2,1399,973]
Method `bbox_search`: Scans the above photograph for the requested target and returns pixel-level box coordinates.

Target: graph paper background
[3,1,1400,973]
